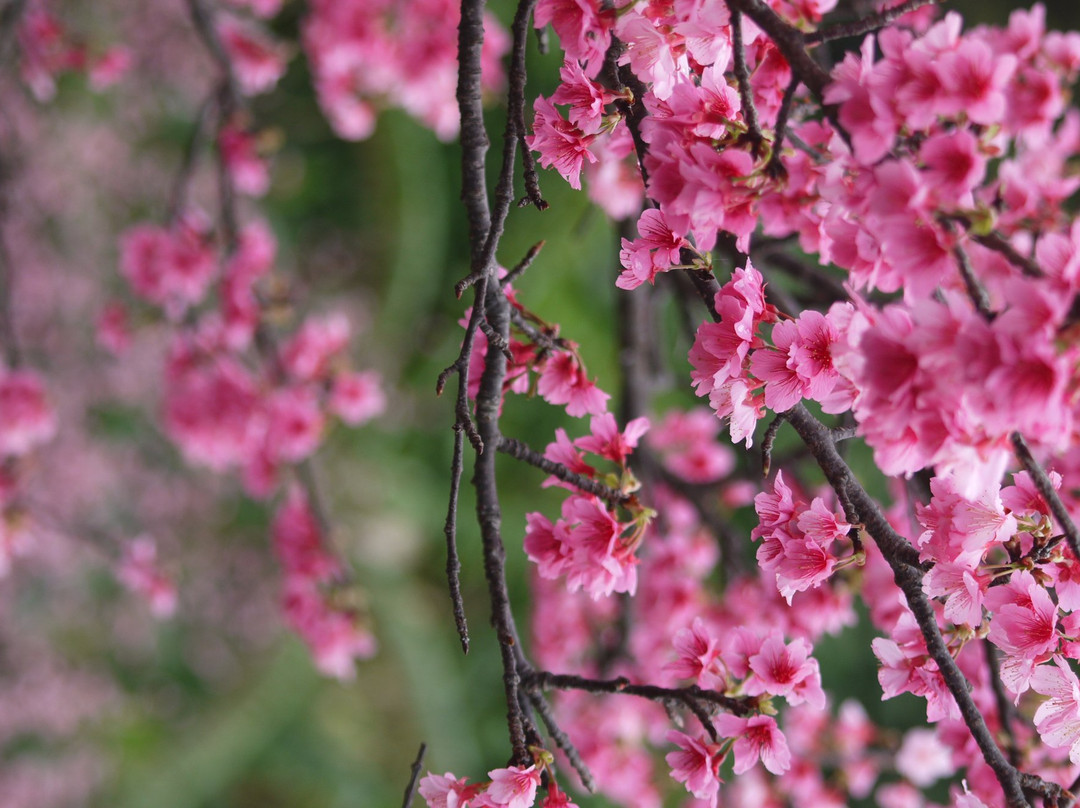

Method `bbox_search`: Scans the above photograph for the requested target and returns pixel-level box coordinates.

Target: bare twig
[401,743,427,808]
[1011,432,1080,564]
[764,73,801,180]
[525,690,596,792]
[497,435,630,506]
[805,0,942,44]
[729,8,766,157]
[503,240,546,286]
[443,425,470,654]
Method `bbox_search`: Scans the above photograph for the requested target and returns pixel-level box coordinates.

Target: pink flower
[714,713,791,775]
[646,408,734,484]
[527,96,598,191]
[665,730,724,806]
[617,209,688,290]
[217,15,289,96]
[97,301,132,356]
[418,771,480,808]
[1030,656,1080,763]
[220,125,271,197]
[120,217,217,318]
[895,728,954,787]
[0,370,56,456]
[746,634,825,708]
[118,536,177,618]
[534,0,611,76]
[265,386,325,463]
[666,617,724,688]
[574,412,649,465]
[330,371,386,425]
[986,572,1058,661]
[536,353,609,417]
[485,765,541,808]
[281,313,351,382]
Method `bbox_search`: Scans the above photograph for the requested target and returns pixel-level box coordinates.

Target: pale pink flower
[666,617,724,688]
[118,536,177,618]
[895,728,954,786]
[665,730,724,806]
[574,413,649,465]
[485,765,541,808]
[1030,655,1080,763]
[714,713,791,775]
[746,634,825,708]
[330,371,386,425]
[416,769,477,808]
[617,209,688,290]
[217,15,289,96]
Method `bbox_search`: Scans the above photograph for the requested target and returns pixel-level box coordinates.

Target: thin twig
[953,245,993,319]
[761,413,787,478]
[522,669,753,717]
[984,641,1021,768]
[443,425,470,654]
[525,690,597,792]
[764,73,801,180]
[1011,432,1080,564]
[497,435,631,506]
[730,8,766,157]
[503,240,546,286]
[805,0,942,44]
[401,743,427,808]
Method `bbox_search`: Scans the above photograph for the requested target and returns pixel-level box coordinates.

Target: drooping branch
[783,404,1042,808]
[453,0,542,765]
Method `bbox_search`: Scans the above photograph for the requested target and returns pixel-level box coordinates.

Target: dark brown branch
[503,240,546,286]
[761,413,787,478]
[954,245,993,320]
[525,690,597,792]
[401,742,427,808]
[1011,432,1080,564]
[729,8,766,157]
[497,435,631,506]
[522,669,754,718]
[443,425,470,654]
[725,0,829,99]
[985,641,1021,768]
[455,0,539,765]
[764,73,801,180]
[805,0,942,44]
[785,404,1033,808]
[973,232,1043,279]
